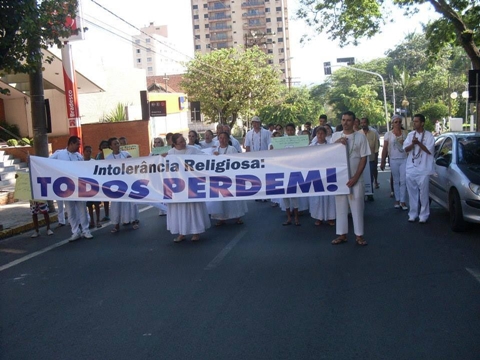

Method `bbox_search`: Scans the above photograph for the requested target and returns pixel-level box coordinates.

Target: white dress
[308,141,336,221]
[106,151,139,225]
[166,146,211,235]
[206,146,248,220]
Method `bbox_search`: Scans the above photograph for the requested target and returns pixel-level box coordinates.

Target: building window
[204,14,209,18]
[146,38,150,43]
[266,18,271,22]
[136,49,140,54]
[147,57,152,62]
[205,24,209,28]
[194,24,200,29]
[265,8,270,12]
[203,3,208,7]
[135,39,140,44]
[147,67,153,71]
[278,37,283,42]
[147,48,151,52]
[276,17,282,21]
[205,34,210,38]
[195,45,201,50]
[195,35,200,39]
[193,14,199,19]
[137,59,141,63]
[192,4,198,9]
[266,28,272,33]
[277,27,283,32]
[267,49,273,54]
[276,6,281,11]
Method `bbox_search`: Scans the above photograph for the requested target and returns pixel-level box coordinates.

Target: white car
[429,132,480,232]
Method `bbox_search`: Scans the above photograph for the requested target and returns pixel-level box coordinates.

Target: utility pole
[163,73,169,93]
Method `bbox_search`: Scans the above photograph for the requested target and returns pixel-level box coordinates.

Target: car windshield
[457,137,480,166]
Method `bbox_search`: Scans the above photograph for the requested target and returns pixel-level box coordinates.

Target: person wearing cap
[380,115,409,210]
[244,116,271,152]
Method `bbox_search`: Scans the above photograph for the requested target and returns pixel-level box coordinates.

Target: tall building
[190,0,292,84]
[132,23,188,76]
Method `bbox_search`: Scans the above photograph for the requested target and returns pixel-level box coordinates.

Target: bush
[18,138,31,146]
[0,122,21,142]
[6,139,18,146]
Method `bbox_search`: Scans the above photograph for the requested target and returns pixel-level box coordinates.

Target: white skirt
[309,195,336,221]
[207,200,248,220]
[167,202,211,235]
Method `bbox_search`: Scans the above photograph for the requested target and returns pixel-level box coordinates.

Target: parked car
[429,132,480,232]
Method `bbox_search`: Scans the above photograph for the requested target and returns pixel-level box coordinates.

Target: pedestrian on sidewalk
[30,201,53,238]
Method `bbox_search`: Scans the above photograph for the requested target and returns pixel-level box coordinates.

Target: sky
[72,0,438,85]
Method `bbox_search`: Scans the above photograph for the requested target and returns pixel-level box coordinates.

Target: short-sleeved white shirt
[331,131,371,178]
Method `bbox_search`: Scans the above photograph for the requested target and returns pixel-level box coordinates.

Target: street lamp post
[462,90,469,129]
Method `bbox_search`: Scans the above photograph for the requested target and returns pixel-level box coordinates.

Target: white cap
[251,116,261,123]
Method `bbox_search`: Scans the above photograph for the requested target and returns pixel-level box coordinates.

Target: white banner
[29,145,350,203]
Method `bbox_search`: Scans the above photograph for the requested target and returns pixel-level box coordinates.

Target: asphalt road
[1,171,480,360]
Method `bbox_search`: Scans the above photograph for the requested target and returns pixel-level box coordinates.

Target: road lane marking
[204,230,247,270]
[0,206,155,272]
[466,268,480,284]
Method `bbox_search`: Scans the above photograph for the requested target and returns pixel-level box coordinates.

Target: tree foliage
[297,0,480,69]
[258,87,323,126]
[181,47,282,127]
[0,0,79,74]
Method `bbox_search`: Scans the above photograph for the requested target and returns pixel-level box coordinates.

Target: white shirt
[383,130,408,160]
[49,149,83,161]
[331,131,370,178]
[403,130,435,175]
[244,128,271,152]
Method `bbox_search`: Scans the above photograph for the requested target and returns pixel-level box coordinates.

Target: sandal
[295,221,301,226]
[314,220,321,226]
[132,224,139,230]
[355,236,368,246]
[215,221,226,227]
[328,220,335,226]
[111,226,119,233]
[235,219,244,225]
[191,236,200,242]
[282,221,292,226]
[97,223,103,228]
[173,236,185,243]
[331,236,347,245]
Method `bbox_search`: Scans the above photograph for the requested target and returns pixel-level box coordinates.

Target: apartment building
[190,0,292,83]
[132,23,188,76]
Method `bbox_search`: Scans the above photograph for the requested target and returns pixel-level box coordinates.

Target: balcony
[209,4,230,12]
[209,14,232,22]
[210,35,233,42]
[209,24,232,32]
[241,1,265,8]
[243,22,266,30]
[242,11,265,19]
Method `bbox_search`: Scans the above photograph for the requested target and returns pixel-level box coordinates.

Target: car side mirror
[436,157,449,167]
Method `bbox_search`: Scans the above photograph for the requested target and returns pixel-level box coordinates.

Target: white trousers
[65,201,90,236]
[56,200,65,224]
[335,181,365,236]
[390,158,407,203]
[406,173,430,221]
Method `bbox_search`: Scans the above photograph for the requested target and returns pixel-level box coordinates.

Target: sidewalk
[0,200,59,240]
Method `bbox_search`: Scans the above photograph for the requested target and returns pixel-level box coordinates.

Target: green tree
[181,46,282,128]
[258,87,322,126]
[0,0,79,160]
[296,0,480,69]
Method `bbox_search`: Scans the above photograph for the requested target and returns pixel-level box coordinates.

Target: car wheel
[449,189,466,232]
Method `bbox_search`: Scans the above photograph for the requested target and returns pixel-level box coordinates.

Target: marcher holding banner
[49,136,93,242]
[331,111,370,246]
[309,127,336,226]
[106,137,140,233]
[166,134,211,242]
[208,132,248,226]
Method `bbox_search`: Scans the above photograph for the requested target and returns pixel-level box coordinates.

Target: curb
[0,214,59,240]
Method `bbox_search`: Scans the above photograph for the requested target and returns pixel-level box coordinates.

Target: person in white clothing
[309,127,336,226]
[223,124,243,153]
[106,137,140,233]
[331,111,370,246]
[165,134,211,242]
[403,113,435,223]
[380,115,409,210]
[208,132,248,225]
[244,116,271,152]
[49,136,93,242]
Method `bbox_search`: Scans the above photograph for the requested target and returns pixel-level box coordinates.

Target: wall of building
[2,97,31,138]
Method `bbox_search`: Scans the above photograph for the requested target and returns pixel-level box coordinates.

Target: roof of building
[146,74,185,93]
